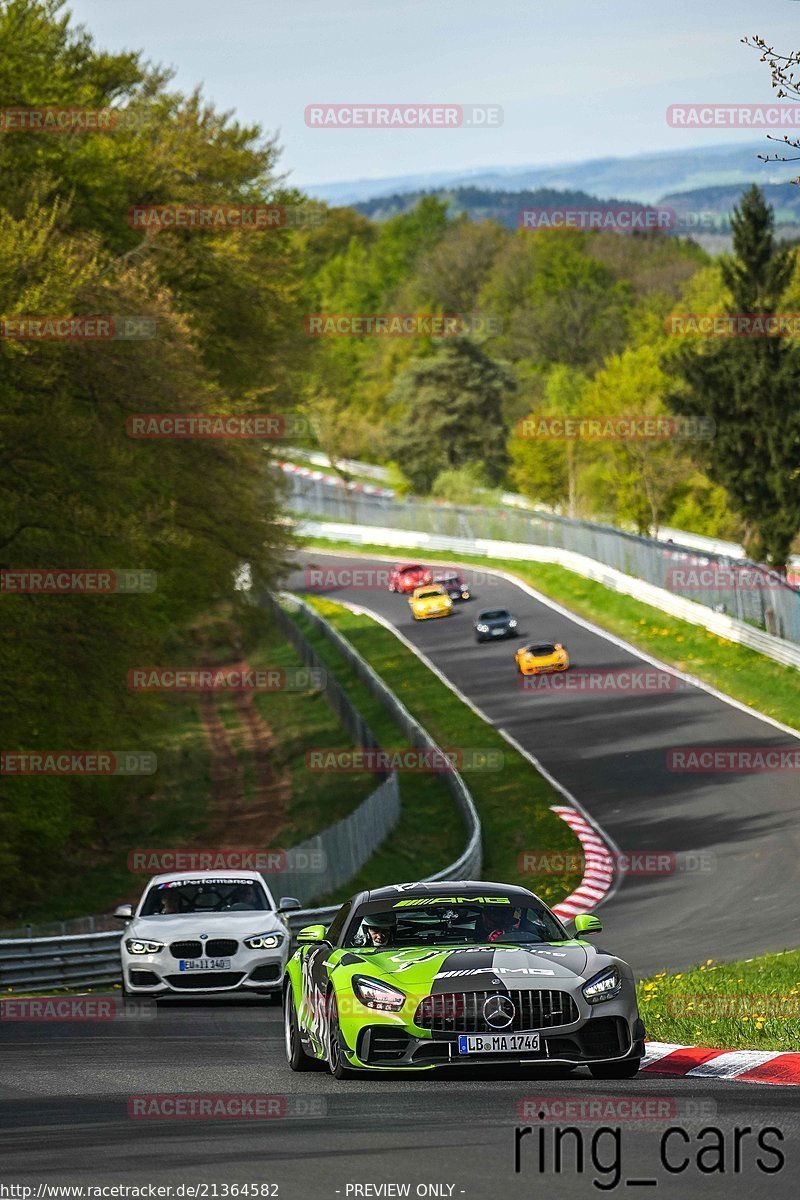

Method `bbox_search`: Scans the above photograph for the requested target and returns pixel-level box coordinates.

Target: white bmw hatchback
[116,870,300,1001]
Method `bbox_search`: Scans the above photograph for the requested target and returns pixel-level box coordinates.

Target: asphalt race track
[3,551,800,1200]
[292,551,800,975]
[1,998,799,1200]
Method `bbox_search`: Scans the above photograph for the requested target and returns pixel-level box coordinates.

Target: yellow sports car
[409,584,453,621]
[515,640,569,675]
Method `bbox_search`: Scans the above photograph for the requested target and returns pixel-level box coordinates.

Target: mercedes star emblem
[482,993,515,1029]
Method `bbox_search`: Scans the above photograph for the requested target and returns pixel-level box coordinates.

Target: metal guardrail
[284,474,800,645]
[1,595,482,991]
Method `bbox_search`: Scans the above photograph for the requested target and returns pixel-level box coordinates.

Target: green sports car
[283,880,644,1079]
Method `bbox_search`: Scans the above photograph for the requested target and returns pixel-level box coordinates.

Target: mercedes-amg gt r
[283,880,643,1078]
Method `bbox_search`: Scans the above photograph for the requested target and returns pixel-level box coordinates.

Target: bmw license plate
[179,958,231,971]
[491,628,503,636]
[458,1032,540,1054]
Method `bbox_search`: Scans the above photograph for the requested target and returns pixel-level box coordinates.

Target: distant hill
[307,141,788,207]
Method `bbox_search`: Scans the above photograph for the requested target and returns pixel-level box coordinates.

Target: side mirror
[573,913,602,936]
[278,896,302,913]
[114,903,133,922]
[296,924,326,944]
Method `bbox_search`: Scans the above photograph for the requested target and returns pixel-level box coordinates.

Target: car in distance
[116,870,301,1001]
[433,570,471,602]
[283,879,644,1079]
[389,563,433,594]
[409,583,453,620]
[515,641,569,675]
[474,608,517,642]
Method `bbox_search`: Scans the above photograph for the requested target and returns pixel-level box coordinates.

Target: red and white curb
[550,805,615,919]
[642,1041,800,1086]
[278,461,395,498]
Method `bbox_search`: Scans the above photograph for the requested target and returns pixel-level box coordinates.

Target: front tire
[326,991,354,1079]
[284,987,315,1071]
[588,1058,641,1079]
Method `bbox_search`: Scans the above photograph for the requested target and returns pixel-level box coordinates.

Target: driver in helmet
[362,911,396,948]
[479,904,522,943]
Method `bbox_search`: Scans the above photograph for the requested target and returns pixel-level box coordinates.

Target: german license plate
[458,1032,540,1054]
[491,628,503,636]
[178,958,231,971]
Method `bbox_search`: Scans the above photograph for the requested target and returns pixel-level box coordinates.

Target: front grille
[170,940,202,960]
[579,1017,627,1058]
[205,939,238,957]
[415,990,578,1033]
[165,972,245,990]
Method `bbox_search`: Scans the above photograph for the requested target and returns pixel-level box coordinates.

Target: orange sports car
[515,640,569,675]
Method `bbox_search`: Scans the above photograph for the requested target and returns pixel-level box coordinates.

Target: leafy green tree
[387,339,514,493]
[508,365,588,516]
[667,186,800,566]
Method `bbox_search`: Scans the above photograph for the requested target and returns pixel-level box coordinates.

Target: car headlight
[352,975,406,1011]
[508,619,517,627]
[125,939,164,954]
[244,933,284,950]
[461,591,470,599]
[582,968,622,1004]
[476,624,489,632]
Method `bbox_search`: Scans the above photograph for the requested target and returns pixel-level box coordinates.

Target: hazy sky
[64,0,800,187]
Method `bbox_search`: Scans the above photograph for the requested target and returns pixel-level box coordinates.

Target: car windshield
[417,589,443,599]
[435,574,459,584]
[140,878,271,916]
[480,610,509,621]
[346,899,567,948]
[400,566,422,574]
[528,643,556,656]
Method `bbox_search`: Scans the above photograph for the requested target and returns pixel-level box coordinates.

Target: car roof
[363,880,539,903]
[477,608,509,617]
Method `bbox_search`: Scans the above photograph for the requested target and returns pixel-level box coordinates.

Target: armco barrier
[0,595,482,991]
[284,473,800,653]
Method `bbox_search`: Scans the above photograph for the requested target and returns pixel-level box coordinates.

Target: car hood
[126,911,284,940]
[340,943,595,988]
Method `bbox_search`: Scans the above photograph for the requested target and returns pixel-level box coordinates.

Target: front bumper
[519,660,569,675]
[412,606,452,619]
[122,947,287,995]
[346,1016,644,1070]
[476,626,515,641]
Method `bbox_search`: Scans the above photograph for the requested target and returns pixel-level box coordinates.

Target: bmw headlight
[125,939,164,955]
[582,967,622,1004]
[508,619,517,628]
[352,975,405,1012]
[244,932,284,950]
[476,624,489,632]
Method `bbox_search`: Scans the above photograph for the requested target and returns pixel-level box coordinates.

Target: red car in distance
[388,563,433,594]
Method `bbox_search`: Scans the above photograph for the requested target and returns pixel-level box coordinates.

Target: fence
[283,474,800,646]
[0,594,482,990]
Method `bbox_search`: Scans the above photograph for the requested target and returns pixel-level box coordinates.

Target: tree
[508,365,589,516]
[387,339,514,493]
[666,186,800,566]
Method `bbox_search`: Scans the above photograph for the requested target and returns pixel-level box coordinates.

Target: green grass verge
[301,536,800,731]
[638,950,800,1051]
[301,597,583,908]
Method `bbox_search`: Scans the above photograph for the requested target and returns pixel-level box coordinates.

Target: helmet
[363,911,396,930]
